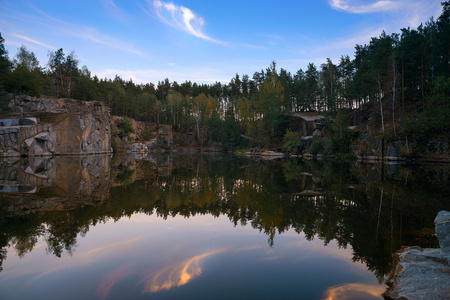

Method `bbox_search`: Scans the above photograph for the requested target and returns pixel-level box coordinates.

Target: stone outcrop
[290,112,325,136]
[384,210,450,300]
[111,115,173,153]
[0,95,112,156]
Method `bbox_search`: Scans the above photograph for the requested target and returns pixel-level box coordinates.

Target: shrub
[309,138,323,155]
[117,117,135,139]
[331,110,351,153]
[142,126,153,140]
[282,130,304,154]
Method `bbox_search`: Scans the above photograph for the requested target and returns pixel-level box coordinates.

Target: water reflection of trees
[0,155,448,280]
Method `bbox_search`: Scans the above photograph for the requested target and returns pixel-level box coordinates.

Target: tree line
[0,1,448,148]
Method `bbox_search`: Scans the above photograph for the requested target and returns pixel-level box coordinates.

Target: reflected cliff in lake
[0,154,448,280]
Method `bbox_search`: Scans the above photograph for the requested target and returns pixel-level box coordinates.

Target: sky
[0,0,444,85]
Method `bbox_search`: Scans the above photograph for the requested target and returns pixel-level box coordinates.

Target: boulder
[384,210,450,300]
[0,119,19,126]
[19,118,38,125]
[23,131,56,156]
[312,129,322,138]
[384,247,449,300]
[157,125,172,135]
[435,210,450,262]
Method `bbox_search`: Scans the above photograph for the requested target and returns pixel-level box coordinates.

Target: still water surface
[0,154,447,299]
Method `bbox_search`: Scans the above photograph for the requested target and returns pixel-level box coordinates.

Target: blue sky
[0,0,444,84]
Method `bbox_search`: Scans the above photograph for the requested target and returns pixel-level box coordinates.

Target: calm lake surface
[0,154,448,300]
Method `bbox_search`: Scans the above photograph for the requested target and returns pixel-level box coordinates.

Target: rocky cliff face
[110,115,173,153]
[0,95,112,156]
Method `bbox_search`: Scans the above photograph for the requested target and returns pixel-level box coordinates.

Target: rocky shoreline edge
[383,210,450,299]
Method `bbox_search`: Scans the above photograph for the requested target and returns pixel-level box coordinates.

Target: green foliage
[47,48,79,98]
[0,33,10,92]
[331,110,352,153]
[401,76,450,145]
[257,62,285,142]
[7,68,42,96]
[343,153,357,162]
[309,138,323,155]
[141,125,154,141]
[117,117,135,139]
[111,138,119,153]
[6,46,42,96]
[237,97,255,137]
[116,163,135,185]
[210,112,239,149]
[426,76,450,130]
[248,138,260,149]
[282,159,306,181]
[282,130,304,154]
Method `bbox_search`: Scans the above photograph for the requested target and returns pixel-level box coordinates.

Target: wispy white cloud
[240,43,268,50]
[323,27,384,51]
[4,39,22,48]
[284,26,384,72]
[99,0,130,23]
[329,0,442,28]
[12,34,57,50]
[329,0,398,14]
[95,66,231,84]
[101,0,117,9]
[30,7,147,57]
[150,0,227,46]
[400,1,443,28]
[77,27,146,57]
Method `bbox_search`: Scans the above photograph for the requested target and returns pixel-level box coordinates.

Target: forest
[0,1,449,151]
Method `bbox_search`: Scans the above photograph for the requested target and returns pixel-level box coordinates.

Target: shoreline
[383,211,450,300]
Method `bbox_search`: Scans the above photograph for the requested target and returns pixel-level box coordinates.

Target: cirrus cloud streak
[150,0,227,46]
[329,0,398,13]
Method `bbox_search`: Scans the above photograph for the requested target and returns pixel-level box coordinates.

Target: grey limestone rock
[384,211,450,300]
[435,210,450,263]
[0,96,112,156]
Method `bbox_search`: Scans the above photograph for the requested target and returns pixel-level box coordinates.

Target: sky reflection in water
[1,155,447,299]
[1,212,383,300]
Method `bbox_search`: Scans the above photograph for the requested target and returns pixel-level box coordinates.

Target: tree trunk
[376,185,384,241]
[59,63,64,98]
[392,59,396,137]
[377,74,385,134]
[402,57,405,118]
[421,56,425,113]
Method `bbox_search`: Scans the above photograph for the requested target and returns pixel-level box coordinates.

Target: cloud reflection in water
[322,282,385,300]
[143,248,226,293]
[97,264,137,299]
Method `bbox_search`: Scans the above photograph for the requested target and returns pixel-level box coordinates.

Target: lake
[0,154,447,300]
